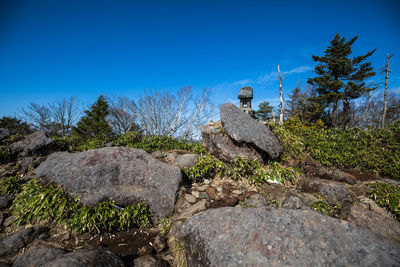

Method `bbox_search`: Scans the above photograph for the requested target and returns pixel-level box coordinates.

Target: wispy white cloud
[285,65,313,75]
[392,87,400,94]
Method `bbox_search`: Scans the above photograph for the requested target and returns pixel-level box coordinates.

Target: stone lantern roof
[238,87,253,99]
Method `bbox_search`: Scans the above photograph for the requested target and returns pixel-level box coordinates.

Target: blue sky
[1,0,399,117]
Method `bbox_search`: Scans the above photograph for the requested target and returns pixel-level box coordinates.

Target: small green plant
[0,145,12,164]
[12,179,152,233]
[159,216,172,234]
[115,131,142,146]
[311,199,334,215]
[182,154,224,182]
[78,135,110,151]
[367,182,400,221]
[131,135,206,154]
[0,176,23,195]
[1,134,23,146]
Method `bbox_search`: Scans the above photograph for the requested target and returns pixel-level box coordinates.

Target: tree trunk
[278,64,284,125]
[382,54,393,128]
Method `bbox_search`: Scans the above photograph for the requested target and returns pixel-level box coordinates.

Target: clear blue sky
[1,0,399,117]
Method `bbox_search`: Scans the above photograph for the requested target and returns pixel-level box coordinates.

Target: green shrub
[311,199,334,215]
[182,154,224,182]
[0,145,12,164]
[78,135,110,151]
[183,155,296,185]
[115,131,142,147]
[0,176,23,195]
[1,134,23,146]
[130,135,206,154]
[12,179,152,233]
[272,119,400,180]
[367,182,400,221]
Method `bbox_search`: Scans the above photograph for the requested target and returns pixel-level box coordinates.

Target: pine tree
[308,33,376,128]
[256,101,274,121]
[72,95,112,139]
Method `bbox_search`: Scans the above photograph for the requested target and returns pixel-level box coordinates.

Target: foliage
[367,182,400,221]
[271,119,400,180]
[72,95,113,141]
[0,116,31,135]
[183,155,298,185]
[0,176,24,195]
[308,33,376,128]
[0,145,11,164]
[0,134,22,163]
[120,134,206,154]
[311,199,334,216]
[182,154,224,182]
[12,179,152,233]
[78,135,110,151]
[158,217,172,234]
[256,101,273,121]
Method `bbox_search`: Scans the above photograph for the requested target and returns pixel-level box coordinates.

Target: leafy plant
[182,154,224,182]
[311,199,334,215]
[78,135,110,151]
[159,216,172,234]
[129,135,206,154]
[367,182,400,221]
[0,176,24,195]
[12,179,152,233]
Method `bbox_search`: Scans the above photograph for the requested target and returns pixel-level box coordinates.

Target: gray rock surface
[0,195,14,209]
[348,203,400,243]
[9,132,55,157]
[45,248,124,267]
[133,255,168,267]
[35,147,182,220]
[180,207,400,267]
[0,128,10,142]
[0,225,48,257]
[301,178,354,206]
[175,154,199,168]
[220,103,283,161]
[12,241,66,267]
[201,124,264,163]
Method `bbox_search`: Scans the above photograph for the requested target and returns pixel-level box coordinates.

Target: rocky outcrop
[35,147,182,220]
[9,132,55,157]
[180,207,400,266]
[201,104,282,163]
[0,225,48,258]
[13,241,124,267]
[0,128,10,142]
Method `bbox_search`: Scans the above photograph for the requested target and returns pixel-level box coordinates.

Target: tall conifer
[308,34,376,127]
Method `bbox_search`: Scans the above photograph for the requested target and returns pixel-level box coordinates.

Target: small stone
[0,195,14,209]
[206,187,217,199]
[184,194,197,204]
[134,254,168,267]
[3,215,16,227]
[197,185,209,191]
[216,186,223,192]
[152,235,167,253]
[200,192,209,199]
[231,190,243,195]
[191,191,200,198]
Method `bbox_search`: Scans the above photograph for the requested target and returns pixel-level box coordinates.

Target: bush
[311,199,335,216]
[183,155,298,185]
[120,134,206,154]
[367,182,400,221]
[12,179,152,233]
[0,176,23,195]
[78,135,110,151]
[271,119,400,180]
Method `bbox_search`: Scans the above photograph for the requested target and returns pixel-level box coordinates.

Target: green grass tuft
[367,181,400,221]
[12,179,152,233]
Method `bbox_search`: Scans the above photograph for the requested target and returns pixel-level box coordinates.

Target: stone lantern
[238,87,256,118]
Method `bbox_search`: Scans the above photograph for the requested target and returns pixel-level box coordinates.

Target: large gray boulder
[9,132,55,157]
[13,242,124,267]
[220,103,282,161]
[35,147,182,221]
[0,128,10,142]
[201,124,264,163]
[180,207,400,266]
[0,225,48,258]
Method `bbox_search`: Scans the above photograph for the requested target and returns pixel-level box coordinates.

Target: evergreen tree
[256,101,274,121]
[308,33,376,128]
[72,95,112,139]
